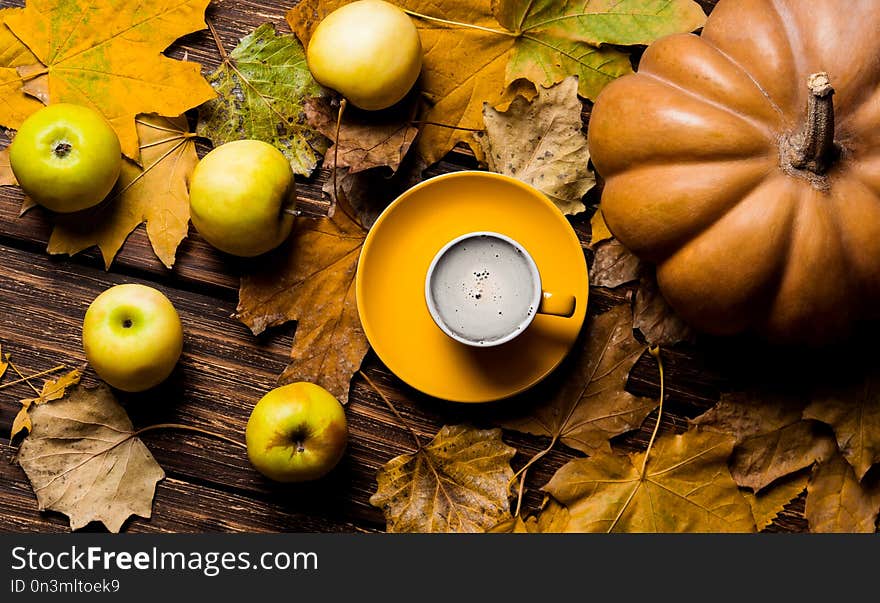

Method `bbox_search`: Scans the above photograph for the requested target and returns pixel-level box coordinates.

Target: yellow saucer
[356,171,589,403]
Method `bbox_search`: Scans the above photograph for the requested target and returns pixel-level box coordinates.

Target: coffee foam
[428,235,536,344]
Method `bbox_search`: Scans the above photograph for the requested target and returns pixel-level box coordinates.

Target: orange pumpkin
[588,0,880,344]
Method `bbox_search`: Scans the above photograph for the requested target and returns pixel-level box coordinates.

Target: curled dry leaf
[633,268,696,347]
[305,96,418,174]
[546,429,755,532]
[289,0,704,165]
[17,384,165,532]
[370,424,515,532]
[478,76,594,215]
[743,471,808,531]
[11,367,82,441]
[692,391,836,492]
[197,23,328,176]
[804,368,880,481]
[589,209,612,247]
[46,115,195,269]
[805,453,880,533]
[590,239,641,289]
[499,304,655,456]
[5,0,215,159]
[0,8,43,130]
[236,199,368,404]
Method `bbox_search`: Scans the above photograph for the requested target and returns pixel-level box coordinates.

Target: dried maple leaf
[0,8,41,130]
[693,391,836,492]
[545,429,755,532]
[489,498,569,533]
[804,368,880,481]
[11,367,82,440]
[590,239,642,289]
[743,471,808,531]
[499,305,654,455]
[289,0,704,165]
[0,146,15,185]
[17,383,164,532]
[236,199,368,404]
[5,0,215,160]
[197,23,328,176]
[633,269,697,347]
[370,424,515,532]
[477,76,594,215]
[46,115,195,269]
[805,453,880,533]
[589,209,612,247]
[306,96,418,174]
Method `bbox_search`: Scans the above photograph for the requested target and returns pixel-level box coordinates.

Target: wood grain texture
[0,0,810,533]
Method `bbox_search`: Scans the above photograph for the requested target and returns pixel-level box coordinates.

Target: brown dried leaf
[633,269,696,347]
[693,391,836,492]
[0,146,15,185]
[804,368,880,481]
[590,239,641,288]
[236,199,368,404]
[306,96,418,174]
[743,471,808,531]
[499,305,654,455]
[489,498,569,533]
[545,429,755,532]
[47,115,195,269]
[805,453,880,533]
[478,76,594,215]
[589,209,612,247]
[370,425,515,532]
[17,384,165,532]
[12,367,82,440]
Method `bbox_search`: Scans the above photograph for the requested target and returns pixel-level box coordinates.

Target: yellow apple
[83,284,184,392]
[246,382,348,483]
[189,140,296,257]
[9,103,121,213]
[307,0,422,110]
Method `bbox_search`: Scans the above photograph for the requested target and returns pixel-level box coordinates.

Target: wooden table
[0,0,808,533]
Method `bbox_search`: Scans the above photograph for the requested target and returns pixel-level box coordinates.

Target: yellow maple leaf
[47,115,195,269]
[0,8,42,130]
[5,0,216,160]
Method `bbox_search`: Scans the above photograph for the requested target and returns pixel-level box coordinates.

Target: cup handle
[537,292,576,318]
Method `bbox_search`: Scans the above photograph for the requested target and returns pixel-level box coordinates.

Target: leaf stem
[511,434,558,517]
[403,9,518,37]
[410,120,485,132]
[206,17,229,62]
[1,363,64,394]
[638,346,665,477]
[133,423,246,450]
[359,371,422,450]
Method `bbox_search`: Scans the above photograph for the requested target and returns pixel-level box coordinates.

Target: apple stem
[0,364,66,393]
[359,371,423,450]
[53,142,72,159]
[133,423,247,450]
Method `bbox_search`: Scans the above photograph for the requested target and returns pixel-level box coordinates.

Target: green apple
[83,284,184,393]
[246,382,348,483]
[307,0,422,111]
[9,103,121,213]
[189,140,296,257]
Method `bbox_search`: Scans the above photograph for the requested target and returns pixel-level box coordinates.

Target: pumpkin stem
[790,72,836,174]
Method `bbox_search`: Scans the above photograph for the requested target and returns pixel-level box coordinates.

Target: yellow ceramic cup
[425,231,576,348]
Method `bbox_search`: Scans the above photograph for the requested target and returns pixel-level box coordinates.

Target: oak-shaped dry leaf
[805,453,880,533]
[236,199,368,404]
[197,23,328,176]
[11,367,82,440]
[743,471,808,531]
[692,391,836,492]
[0,8,42,130]
[306,96,418,174]
[590,239,641,289]
[545,429,755,532]
[478,76,594,215]
[499,304,654,455]
[370,424,515,532]
[46,115,195,269]
[289,0,703,165]
[805,368,880,481]
[0,146,15,185]
[6,0,215,160]
[633,268,696,347]
[589,209,612,247]
[17,384,165,532]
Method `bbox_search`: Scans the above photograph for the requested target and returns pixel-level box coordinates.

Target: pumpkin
[588,0,880,344]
